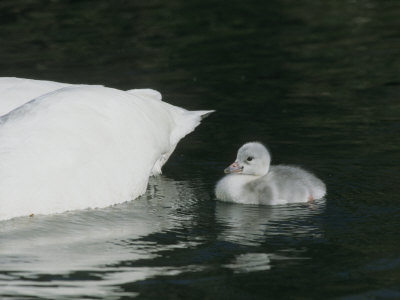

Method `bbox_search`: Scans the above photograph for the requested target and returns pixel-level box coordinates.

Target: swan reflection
[224,253,271,273]
[0,176,201,299]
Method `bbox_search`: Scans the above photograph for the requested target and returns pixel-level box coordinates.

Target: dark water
[0,0,399,299]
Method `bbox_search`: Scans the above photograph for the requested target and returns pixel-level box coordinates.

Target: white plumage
[0,77,72,115]
[0,78,213,220]
[215,142,326,205]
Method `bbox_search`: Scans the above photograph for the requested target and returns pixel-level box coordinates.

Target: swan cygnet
[215,142,326,205]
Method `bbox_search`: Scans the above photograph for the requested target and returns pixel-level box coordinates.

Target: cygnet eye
[247,156,253,162]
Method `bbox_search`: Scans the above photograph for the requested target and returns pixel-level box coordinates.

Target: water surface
[0,0,399,299]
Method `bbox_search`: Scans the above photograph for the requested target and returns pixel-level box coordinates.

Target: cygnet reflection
[215,200,326,246]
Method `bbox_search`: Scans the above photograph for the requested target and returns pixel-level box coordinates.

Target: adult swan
[0,78,213,220]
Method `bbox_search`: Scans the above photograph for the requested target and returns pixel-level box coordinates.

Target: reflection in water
[224,253,271,274]
[0,176,202,299]
[216,200,326,247]
[215,201,325,275]
[0,174,327,297]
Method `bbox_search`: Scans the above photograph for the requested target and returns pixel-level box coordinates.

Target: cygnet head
[224,142,271,176]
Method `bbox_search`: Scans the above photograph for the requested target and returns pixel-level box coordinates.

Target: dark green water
[0,0,399,299]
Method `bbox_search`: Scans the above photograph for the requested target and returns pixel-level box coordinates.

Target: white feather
[0,80,213,220]
[126,89,162,101]
[0,77,72,115]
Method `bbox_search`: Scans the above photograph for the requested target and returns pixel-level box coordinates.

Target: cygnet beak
[224,162,243,174]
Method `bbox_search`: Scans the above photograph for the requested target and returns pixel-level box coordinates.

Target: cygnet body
[215,142,326,205]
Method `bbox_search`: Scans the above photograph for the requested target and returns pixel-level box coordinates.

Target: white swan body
[0,78,170,117]
[0,83,213,220]
[0,77,73,115]
[215,142,326,205]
